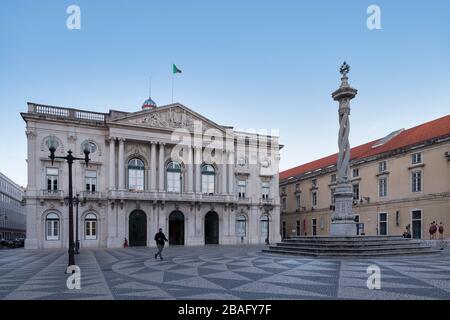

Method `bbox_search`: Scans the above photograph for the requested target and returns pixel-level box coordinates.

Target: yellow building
[279,115,450,240]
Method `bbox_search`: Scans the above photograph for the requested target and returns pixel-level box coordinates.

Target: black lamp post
[47,137,90,268]
[65,194,85,254]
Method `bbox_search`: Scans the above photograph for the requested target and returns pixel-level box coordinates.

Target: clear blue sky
[1,0,449,187]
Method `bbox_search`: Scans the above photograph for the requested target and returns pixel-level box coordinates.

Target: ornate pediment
[111,104,225,133]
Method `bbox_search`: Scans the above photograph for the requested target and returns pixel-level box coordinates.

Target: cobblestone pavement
[1,246,450,300]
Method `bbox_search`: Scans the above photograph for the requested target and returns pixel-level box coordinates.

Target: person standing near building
[439,222,444,240]
[154,228,168,260]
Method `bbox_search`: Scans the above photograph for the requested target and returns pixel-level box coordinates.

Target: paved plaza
[1,245,450,300]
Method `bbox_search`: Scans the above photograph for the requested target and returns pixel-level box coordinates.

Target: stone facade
[22,102,281,249]
[280,117,450,239]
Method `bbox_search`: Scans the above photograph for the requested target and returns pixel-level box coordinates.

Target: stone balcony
[38,190,65,204]
[107,190,236,204]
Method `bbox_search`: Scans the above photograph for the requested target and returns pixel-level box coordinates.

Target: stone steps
[263,236,441,257]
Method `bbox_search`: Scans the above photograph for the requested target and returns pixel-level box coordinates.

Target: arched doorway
[169,211,185,245]
[205,211,219,244]
[129,210,147,247]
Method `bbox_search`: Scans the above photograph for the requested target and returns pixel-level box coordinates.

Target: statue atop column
[330,62,358,236]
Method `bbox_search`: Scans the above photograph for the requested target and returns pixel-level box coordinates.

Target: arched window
[85,213,97,240]
[201,164,215,194]
[128,158,145,191]
[260,215,269,238]
[167,161,182,192]
[46,213,60,240]
[236,214,247,238]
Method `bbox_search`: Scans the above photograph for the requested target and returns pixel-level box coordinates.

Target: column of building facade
[118,138,125,190]
[221,150,227,194]
[109,137,116,190]
[228,150,235,195]
[158,143,165,191]
[24,129,38,249]
[188,146,194,192]
[194,147,202,193]
[150,142,157,191]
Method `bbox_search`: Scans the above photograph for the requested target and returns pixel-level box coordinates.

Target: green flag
[173,64,182,74]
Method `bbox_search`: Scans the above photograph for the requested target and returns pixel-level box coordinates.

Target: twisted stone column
[337,97,351,182]
[330,63,358,236]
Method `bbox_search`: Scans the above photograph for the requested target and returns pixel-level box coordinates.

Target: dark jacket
[154,232,168,246]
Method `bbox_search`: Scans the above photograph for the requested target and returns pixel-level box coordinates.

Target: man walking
[154,228,168,260]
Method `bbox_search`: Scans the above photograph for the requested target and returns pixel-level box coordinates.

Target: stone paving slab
[1,246,449,300]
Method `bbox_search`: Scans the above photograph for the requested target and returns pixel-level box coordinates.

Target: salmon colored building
[279,115,450,240]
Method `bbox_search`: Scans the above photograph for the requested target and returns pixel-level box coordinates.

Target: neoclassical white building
[22,98,281,249]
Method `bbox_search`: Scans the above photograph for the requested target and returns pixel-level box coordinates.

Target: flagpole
[172,72,174,104]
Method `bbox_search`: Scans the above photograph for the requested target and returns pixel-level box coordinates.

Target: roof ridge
[280,114,450,181]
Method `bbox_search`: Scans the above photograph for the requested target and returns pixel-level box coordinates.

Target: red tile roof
[280,114,450,182]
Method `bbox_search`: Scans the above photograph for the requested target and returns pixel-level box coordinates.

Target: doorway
[129,210,147,246]
[412,210,422,239]
[204,211,219,244]
[169,211,185,245]
[379,213,388,235]
[312,218,317,236]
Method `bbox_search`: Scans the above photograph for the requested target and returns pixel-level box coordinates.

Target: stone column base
[330,221,357,236]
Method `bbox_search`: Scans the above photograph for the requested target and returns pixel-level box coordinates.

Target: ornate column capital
[25,129,37,139]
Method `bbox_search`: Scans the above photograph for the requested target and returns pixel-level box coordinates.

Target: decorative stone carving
[128,107,213,132]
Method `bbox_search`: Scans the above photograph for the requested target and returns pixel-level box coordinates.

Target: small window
[412,171,422,192]
[412,153,422,165]
[352,168,359,178]
[46,213,60,240]
[85,213,97,240]
[353,183,360,201]
[261,182,270,199]
[312,191,318,207]
[46,168,59,192]
[85,170,97,193]
[330,188,335,205]
[282,197,287,211]
[238,180,246,199]
[331,174,337,183]
[378,161,387,173]
[312,179,317,188]
[296,194,301,209]
[379,177,387,197]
